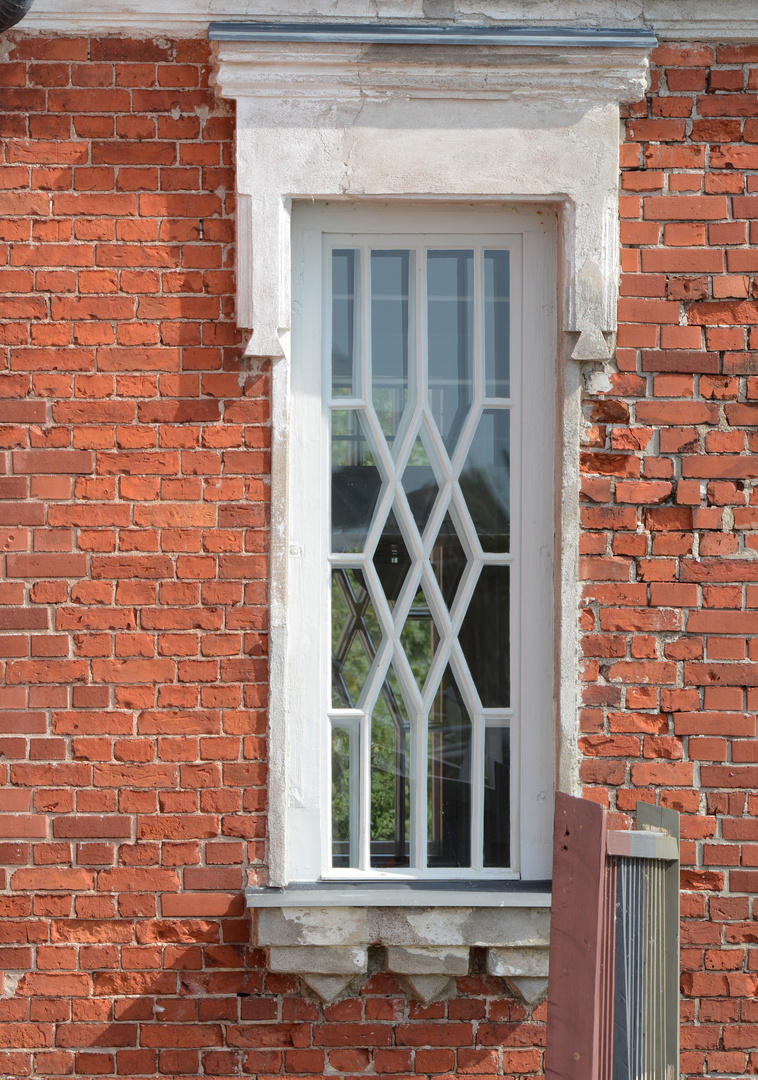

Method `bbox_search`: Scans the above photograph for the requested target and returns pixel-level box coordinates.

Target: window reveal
[328,242,514,873]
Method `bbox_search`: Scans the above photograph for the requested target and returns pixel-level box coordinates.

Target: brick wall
[1,28,757,1080]
[582,41,758,1079]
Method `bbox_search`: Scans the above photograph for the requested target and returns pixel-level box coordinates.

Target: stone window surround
[211,23,654,1002]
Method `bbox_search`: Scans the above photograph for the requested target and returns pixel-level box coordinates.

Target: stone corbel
[255,905,551,1005]
[487,946,550,1005]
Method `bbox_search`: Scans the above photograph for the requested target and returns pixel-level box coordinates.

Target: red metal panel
[545,793,608,1080]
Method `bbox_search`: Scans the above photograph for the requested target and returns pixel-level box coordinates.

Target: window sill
[247,881,551,1005]
[246,879,551,907]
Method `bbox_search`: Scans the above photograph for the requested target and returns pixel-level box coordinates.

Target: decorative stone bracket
[256,906,550,1004]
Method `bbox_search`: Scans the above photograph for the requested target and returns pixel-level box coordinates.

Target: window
[286,202,556,884]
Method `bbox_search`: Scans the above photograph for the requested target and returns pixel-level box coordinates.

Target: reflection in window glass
[331,409,382,554]
[371,251,410,447]
[332,725,356,868]
[427,251,473,454]
[460,565,510,709]
[401,435,438,536]
[371,665,410,868]
[331,569,381,709]
[427,667,471,868]
[484,250,510,399]
[400,586,439,693]
[484,727,510,867]
[459,409,510,553]
[430,513,467,613]
[372,506,412,609]
[332,249,359,398]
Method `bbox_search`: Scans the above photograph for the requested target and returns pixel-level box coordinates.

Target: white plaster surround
[214,39,651,366]
[204,28,655,1001]
[17,0,758,42]
[211,36,652,881]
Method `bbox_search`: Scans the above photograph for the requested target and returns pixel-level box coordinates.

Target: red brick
[642,195,729,220]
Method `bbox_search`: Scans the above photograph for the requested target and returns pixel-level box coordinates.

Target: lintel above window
[212,21,654,368]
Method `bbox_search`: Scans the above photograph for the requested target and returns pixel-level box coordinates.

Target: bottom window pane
[459,564,510,708]
[370,667,410,868]
[483,727,510,867]
[427,667,471,868]
[332,725,357,868]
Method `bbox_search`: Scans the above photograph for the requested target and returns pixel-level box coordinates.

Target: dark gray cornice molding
[209,21,657,49]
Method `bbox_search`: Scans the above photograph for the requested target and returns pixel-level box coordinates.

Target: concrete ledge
[254,904,551,1003]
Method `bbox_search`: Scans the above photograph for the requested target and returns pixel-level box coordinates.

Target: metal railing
[546,795,680,1080]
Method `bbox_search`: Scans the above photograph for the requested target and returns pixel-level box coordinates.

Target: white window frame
[286,200,556,884]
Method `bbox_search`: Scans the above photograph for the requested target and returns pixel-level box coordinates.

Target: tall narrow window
[289,203,555,883]
[328,237,515,875]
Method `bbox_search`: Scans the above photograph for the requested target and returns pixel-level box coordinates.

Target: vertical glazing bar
[415,246,427,870]
[359,245,369,403]
[470,246,484,869]
[349,722,361,867]
[473,243,485,403]
[358,247,372,871]
[359,707,370,871]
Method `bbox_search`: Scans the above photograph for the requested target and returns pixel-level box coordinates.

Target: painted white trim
[248,887,552,906]
[18,0,758,41]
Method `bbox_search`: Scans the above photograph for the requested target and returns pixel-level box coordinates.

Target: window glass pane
[332,724,357,868]
[332,249,359,398]
[331,409,382,554]
[459,565,510,709]
[400,585,439,693]
[400,435,438,536]
[331,568,381,708]
[328,237,518,878]
[427,666,471,868]
[370,665,411,868]
[459,409,510,553]
[373,506,411,609]
[483,727,510,867]
[427,250,473,455]
[430,512,467,613]
[484,250,510,399]
[371,250,410,448]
